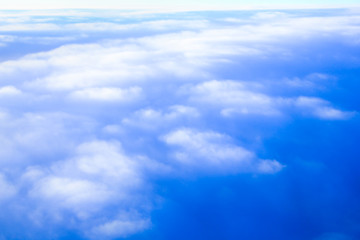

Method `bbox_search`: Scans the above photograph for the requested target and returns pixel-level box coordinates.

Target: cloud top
[0,8,358,239]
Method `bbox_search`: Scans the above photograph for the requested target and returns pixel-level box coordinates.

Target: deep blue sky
[0,7,359,240]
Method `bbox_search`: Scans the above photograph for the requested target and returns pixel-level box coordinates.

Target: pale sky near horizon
[1,0,359,10]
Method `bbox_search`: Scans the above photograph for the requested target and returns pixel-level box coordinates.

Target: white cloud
[0,112,95,169]
[294,97,354,120]
[27,140,154,233]
[122,105,199,130]
[0,18,209,32]
[102,124,123,135]
[68,87,142,102]
[256,159,285,174]
[31,177,114,218]
[0,86,22,96]
[90,215,151,239]
[162,128,284,174]
[0,8,357,239]
[185,80,280,116]
[282,73,336,90]
[183,80,353,120]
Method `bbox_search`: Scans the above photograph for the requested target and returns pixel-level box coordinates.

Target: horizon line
[1,4,360,11]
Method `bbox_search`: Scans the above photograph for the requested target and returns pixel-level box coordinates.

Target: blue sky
[0,5,360,240]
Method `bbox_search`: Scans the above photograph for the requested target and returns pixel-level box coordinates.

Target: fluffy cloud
[185,80,279,116]
[183,80,351,119]
[0,86,21,96]
[162,128,283,174]
[68,87,142,102]
[122,105,199,130]
[90,215,151,239]
[21,140,156,237]
[0,8,358,239]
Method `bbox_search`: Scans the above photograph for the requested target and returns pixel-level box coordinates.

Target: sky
[1,0,360,9]
[0,3,360,240]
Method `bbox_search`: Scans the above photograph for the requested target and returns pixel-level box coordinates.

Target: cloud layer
[0,8,358,239]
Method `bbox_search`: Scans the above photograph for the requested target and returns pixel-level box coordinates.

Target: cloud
[0,112,95,167]
[0,86,21,96]
[162,128,284,174]
[122,105,199,130]
[0,17,209,32]
[68,87,142,102]
[0,8,358,239]
[31,177,114,217]
[24,140,156,235]
[294,97,355,120]
[90,215,151,239]
[0,174,16,201]
[183,80,351,120]
[185,80,280,116]
[281,73,337,90]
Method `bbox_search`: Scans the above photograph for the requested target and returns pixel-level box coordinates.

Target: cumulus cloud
[183,80,351,119]
[162,128,284,174]
[0,8,357,239]
[23,140,156,236]
[122,105,199,130]
[0,112,96,170]
[185,80,280,116]
[0,86,21,96]
[68,87,142,102]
